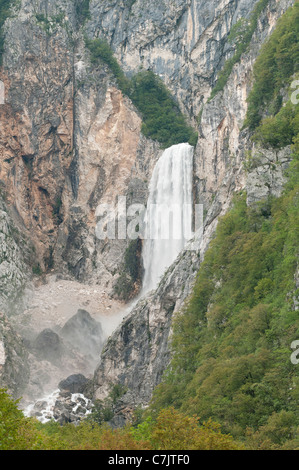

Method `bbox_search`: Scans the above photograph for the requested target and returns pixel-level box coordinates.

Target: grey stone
[58,373,89,394]
[60,309,104,358]
[32,328,63,364]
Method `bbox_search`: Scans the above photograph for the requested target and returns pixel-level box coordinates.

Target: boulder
[32,328,63,364]
[58,373,89,394]
[60,309,104,358]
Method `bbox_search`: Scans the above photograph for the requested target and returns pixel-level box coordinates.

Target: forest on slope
[0,0,298,451]
[150,1,299,450]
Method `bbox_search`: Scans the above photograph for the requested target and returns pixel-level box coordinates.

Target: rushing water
[141,142,194,294]
[23,142,194,422]
[23,389,92,423]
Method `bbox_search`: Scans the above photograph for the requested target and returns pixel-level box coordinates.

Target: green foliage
[52,196,63,225]
[0,389,241,450]
[87,383,128,425]
[113,239,143,301]
[129,70,198,148]
[0,389,43,449]
[74,0,90,25]
[86,400,114,425]
[85,39,198,148]
[252,89,299,148]
[85,37,131,94]
[150,148,299,448]
[0,0,12,65]
[209,0,271,100]
[244,2,299,130]
[35,12,66,35]
[35,1,90,35]
[32,263,42,276]
[113,271,136,301]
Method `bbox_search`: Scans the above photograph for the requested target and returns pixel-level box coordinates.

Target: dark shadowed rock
[32,328,63,364]
[58,373,89,394]
[0,312,30,398]
[60,309,104,358]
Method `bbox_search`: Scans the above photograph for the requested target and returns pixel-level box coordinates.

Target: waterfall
[22,143,194,423]
[141,143,194,295]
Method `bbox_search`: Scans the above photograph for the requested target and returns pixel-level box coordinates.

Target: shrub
[0,389,43,450]
[85,37,131,94]
[209,0,271,100]
[244,2,299,130]
[85,39,198,148]
[0,0,12,64]
[150,149,299,447]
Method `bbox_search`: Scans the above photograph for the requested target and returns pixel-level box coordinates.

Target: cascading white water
[23,143,194,422]
[141,143,194,294]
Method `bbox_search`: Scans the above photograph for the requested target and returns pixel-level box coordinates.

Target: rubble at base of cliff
[25,374,94,425]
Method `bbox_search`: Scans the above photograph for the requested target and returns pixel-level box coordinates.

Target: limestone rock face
[91,247,201,421]
[88,0,296,419]
[245,146,292,205]
[194,0,294,212]
[0,0,162,314]
[0,0,296,407]
[0,0,293,315]
[0,197,32,315]
[0,312,30,398]
[87,0,260,121]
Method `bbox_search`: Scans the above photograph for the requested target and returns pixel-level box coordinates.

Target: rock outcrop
[88,0,295,420]
[0,0,296,413]
[87,0,261,121]
[0,312,30,398]
[0,0,162,315]
[32,328,63,364]
[60,309,104,358]
[58,373,90,394]
[90,247,201,424]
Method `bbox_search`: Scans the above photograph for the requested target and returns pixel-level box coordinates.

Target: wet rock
[53,392,93,425]
[32,400,48,412]
[0,312,30,398]
[58,373,89,394]
[60,309,104,358]
[32,328,63,364]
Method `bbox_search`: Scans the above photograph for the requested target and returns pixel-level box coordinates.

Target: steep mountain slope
[87,0,296,421]
[0,0,297,449]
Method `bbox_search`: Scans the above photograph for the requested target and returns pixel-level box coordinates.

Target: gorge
[0,0,298,450]
[23,140,196,423]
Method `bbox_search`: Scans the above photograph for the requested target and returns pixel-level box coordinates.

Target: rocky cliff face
[87,0,260,121]
[195,0,294,212]
[0,0,161,313]
[0,312,29,398]
[88,0,295,419]
[0,0,295,411]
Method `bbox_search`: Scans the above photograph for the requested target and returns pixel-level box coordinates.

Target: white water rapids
[23,142,194,422]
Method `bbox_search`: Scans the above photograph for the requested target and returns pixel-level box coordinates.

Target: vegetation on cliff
[129,70,198,148]
[0,0,298,453]
[244,1,299,132]
[0,0,12,64]
[150,152,299,448]
[0,389,242,450]
[85,38,198,149]
[148,3,299,449]
[209,0,271,101]
[113,238,143,301]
